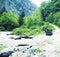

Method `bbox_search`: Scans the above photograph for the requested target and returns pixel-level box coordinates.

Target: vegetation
[0,45,7,50]
[0,12,19,31]
[12,9,54,35]
[0,0,59,35]
[53,12,60,27]
[35,48,43,54]
[46,12,60,27]
[40,0,60,27]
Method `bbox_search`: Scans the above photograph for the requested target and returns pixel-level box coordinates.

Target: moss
[35,48,43,54]
[0,45,7,50]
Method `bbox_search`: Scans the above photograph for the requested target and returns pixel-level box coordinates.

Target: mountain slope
[0,0,37,16]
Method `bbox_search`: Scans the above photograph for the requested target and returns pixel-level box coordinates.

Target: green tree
[0,12,19,31]
[40,1,48,21]
[53,12,60,27]
[40,0,60,21]
[12,9,55,35]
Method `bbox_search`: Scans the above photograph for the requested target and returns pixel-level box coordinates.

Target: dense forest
[0,0,60,35]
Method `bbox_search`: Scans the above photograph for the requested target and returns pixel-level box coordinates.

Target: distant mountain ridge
[0,0,37,16]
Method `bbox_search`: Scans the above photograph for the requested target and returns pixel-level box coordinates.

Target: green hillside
[1,0,60,35]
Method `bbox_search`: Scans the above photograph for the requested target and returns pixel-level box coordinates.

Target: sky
[30,0,48,7]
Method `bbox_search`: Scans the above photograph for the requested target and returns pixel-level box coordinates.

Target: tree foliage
[53,12,60,27]
[12,9,54,35]
[0,12,19,31]
[40,0,60,27]
[40,0,60,21]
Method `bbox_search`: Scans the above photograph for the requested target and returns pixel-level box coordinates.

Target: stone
[0,51,13,57]
[9,52,23,57]
[19,35,33,39]
[10,35,33,40]
[0,47,15,57]
[9,35,21,40]
[45,29,53,36]
[9,52,31,57]
[10,37,21,40]
[0,47,24,57]
[17,44,29,47]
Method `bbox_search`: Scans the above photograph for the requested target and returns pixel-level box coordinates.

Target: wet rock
[17,44,29,47]
[0,51,13,57]
[0,48,13,56]
[45,29,53,36]
[19,35,33,39]
[0,47,24,57]
[9,52,27,57]
[10,37,21,40]
[9,48,35,57]
[9,35,21,40]
[10,35,33,40]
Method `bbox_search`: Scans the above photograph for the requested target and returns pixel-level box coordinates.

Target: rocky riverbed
[0,25,60,57]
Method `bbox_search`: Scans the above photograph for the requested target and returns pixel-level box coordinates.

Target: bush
[41,22,55,31]
[0,26,5,31]
[12,9,55,35]
[35,48,43,54]
[12,27,31,35]
[0,45,7,50]
[12,22,54,35]
[23,9,43,28]
[24,16,44,28]
[0,12,19,31]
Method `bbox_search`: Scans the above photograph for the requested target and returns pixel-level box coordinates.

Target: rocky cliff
[0,0,37,16]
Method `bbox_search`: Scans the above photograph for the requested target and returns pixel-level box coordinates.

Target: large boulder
[0,0,37,16]
[0,48,14,57]
[9,47,35,57]
[45,29,53,36]
[0,47,21,57]
[0,51,13,57]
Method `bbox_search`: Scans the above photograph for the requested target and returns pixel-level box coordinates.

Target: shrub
[0,12,19,31]
[41,22,55,31]
[12,9,55,35]
[35,48,43,54]
[23,9,43,28]
[0,45,7,50]
[24,16,44,28]
[12,22,54,35]
[0,26,5,31]
[12,27,31,35]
